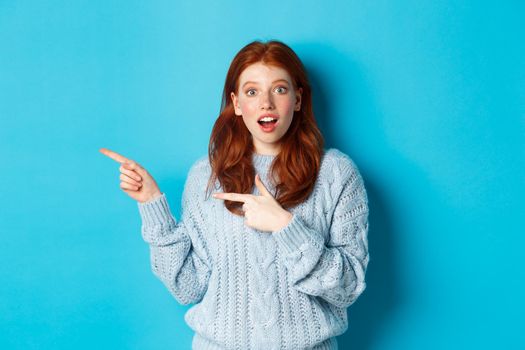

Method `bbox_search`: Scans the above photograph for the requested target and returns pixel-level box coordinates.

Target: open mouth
[257,115,279,126]
[257,116,279,132]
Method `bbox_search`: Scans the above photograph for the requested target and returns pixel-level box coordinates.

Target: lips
[257,114,279,122]
[257,113,279,132]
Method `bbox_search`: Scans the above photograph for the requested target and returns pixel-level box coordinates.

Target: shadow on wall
[300,41,403,349]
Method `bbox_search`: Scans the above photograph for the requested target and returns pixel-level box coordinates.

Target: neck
[253,141,281,156]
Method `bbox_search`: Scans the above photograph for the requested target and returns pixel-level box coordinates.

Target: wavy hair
[205,40,324,216]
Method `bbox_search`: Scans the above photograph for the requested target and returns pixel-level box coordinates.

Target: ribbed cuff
[137,193,176,227]
[272,214,325,255]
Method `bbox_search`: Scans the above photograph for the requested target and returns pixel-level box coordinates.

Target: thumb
[255,174,274,198]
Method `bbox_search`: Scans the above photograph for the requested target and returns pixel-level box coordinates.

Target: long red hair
[206,40,324,216]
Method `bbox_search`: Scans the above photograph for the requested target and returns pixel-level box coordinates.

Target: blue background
[1,1,524,349]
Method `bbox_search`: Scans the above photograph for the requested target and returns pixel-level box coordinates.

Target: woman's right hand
[99,148,162,203]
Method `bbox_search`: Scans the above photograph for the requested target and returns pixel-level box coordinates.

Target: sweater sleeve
[272,157,369,308]
[137,162,212,305]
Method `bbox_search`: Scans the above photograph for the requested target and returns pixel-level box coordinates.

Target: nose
[260,90,274,110]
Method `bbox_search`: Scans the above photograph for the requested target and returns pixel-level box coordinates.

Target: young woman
[100,40,369,350]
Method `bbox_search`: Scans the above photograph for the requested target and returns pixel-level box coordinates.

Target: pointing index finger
[99,148,130,164]
[213,192,251,203]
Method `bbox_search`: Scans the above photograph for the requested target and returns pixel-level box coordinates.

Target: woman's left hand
[212,174,293,233]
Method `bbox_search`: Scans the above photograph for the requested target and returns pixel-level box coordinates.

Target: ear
[295,87,303,111]
[231,92,242,116]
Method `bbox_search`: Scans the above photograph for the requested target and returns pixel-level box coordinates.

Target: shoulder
[183,154,218,199]
[319,148,368,220]
[182,154,212,193]
[188,154,211,176]
[320,148,364,186]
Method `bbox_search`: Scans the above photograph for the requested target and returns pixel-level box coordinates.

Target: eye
[246,89,256,96]
[275,86,288,94]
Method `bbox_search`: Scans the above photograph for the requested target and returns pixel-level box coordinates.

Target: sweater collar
[252,152,276,172]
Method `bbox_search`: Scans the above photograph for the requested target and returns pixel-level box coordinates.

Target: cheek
[280,99,295,115]
[239,99,258,116]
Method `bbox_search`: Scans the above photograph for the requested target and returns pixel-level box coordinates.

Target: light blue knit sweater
[137,148,369,350]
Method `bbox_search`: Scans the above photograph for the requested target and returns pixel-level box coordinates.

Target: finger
[122,160,144,171]
[99,148,131,164]
[119,164,142,181]
[120,173,142,187]
[212,192,252,203]
[120,181,140,191]
[121,161,148,180]
[255,174,273,198]
[242,203,250,213]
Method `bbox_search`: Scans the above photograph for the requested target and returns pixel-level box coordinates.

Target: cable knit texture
[137,148,369,350]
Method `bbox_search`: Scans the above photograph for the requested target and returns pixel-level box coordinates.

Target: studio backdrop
[1,1,523,349]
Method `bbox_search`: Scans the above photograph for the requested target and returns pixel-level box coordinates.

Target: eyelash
[245,86,288,96]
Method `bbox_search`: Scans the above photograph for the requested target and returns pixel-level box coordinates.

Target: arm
[137,165,212,305]
[273,159,369,308]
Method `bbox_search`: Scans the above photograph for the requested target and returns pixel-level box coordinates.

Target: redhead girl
[100,40,369,350]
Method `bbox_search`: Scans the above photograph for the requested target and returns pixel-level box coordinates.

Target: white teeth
[259,117,277,122]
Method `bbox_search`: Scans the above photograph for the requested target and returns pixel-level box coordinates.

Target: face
[231,62,302,155]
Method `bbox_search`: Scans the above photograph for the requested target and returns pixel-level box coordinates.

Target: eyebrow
[242,79,290,88]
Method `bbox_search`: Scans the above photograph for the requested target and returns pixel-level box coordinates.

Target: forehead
[238,62,292,84]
